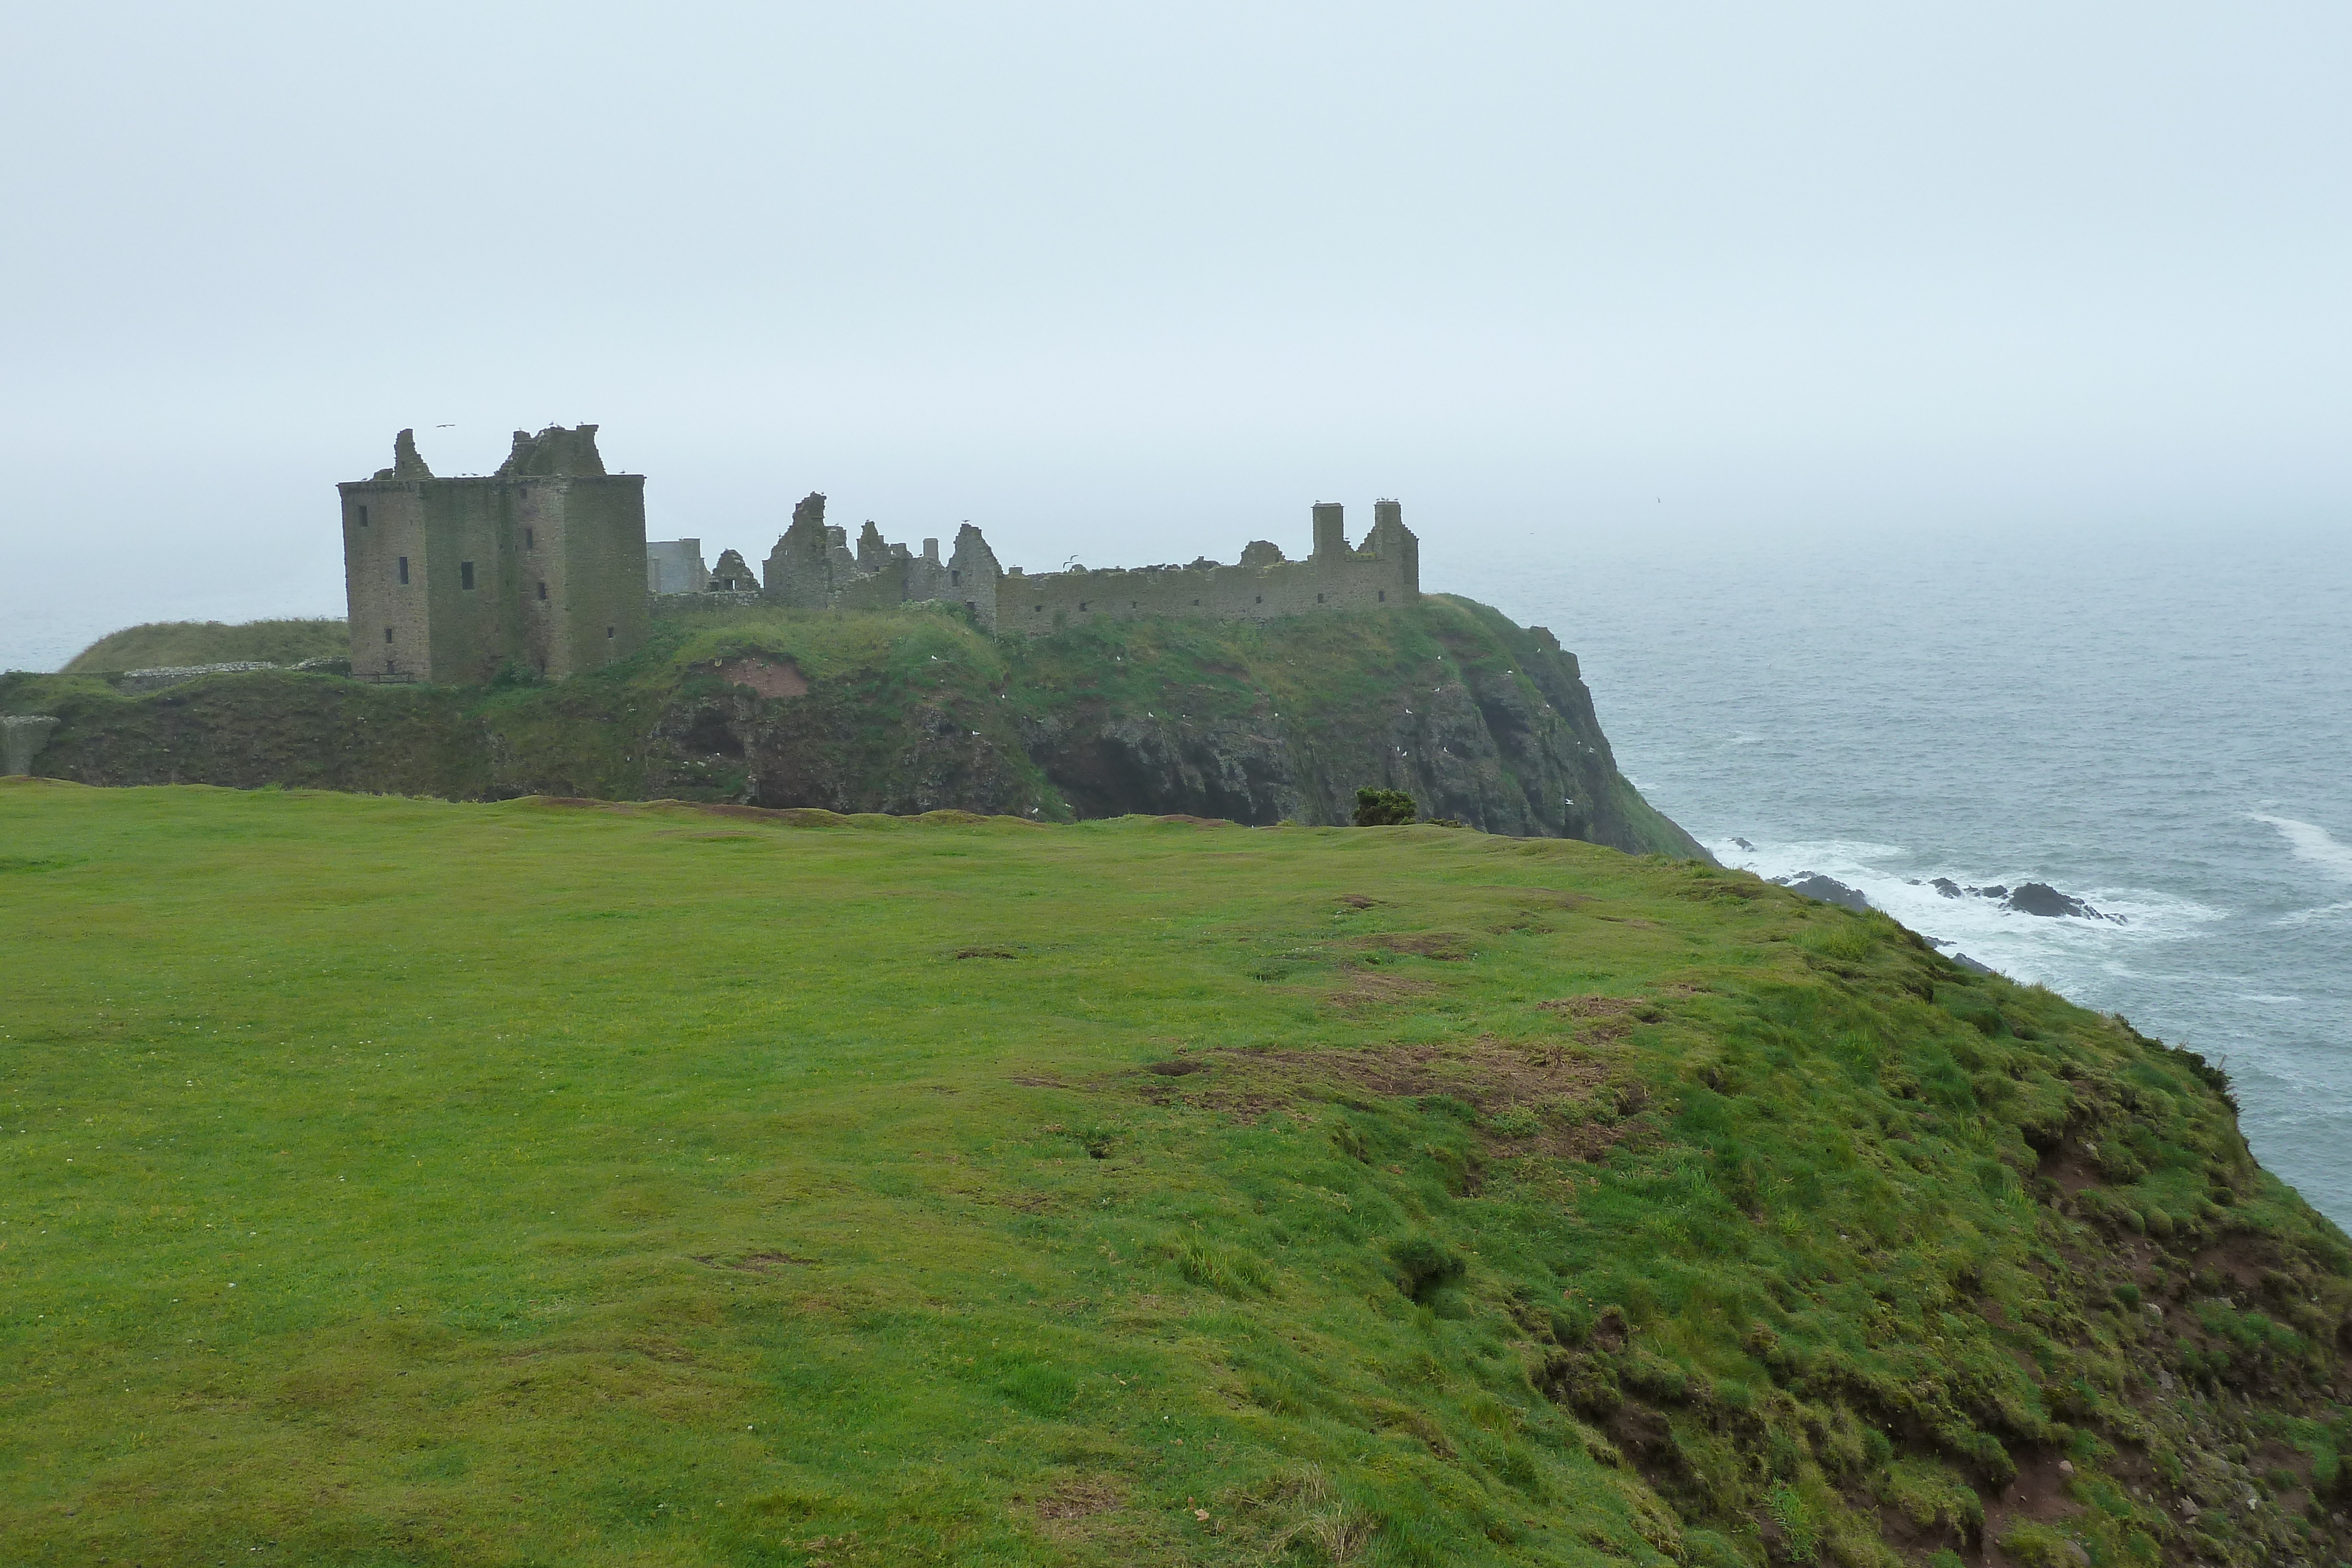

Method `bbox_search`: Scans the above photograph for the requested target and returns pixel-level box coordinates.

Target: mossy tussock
[2,597,1702,857]
[3,781,2347,1566]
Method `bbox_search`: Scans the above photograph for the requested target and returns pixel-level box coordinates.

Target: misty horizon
[4,3,2347,670]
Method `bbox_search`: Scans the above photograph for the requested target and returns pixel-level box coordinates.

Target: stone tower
[338,425,650,684]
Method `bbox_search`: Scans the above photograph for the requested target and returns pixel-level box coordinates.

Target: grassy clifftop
[56,617,349,673]
[4,781,2348,1566]
[5,598,1703,857]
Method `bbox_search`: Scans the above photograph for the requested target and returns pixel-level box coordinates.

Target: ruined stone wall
[646,539,709,594]
[543,477,651,680]
[339,426,647,685]
[340,480,433,680]
[998,503,1414,638]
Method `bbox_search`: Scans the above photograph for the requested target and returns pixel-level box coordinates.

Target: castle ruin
[340,425,648,684]
[341,423,1418,684]
[662,492,1418,635]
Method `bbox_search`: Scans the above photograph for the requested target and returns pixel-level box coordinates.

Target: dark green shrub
[1352,787,1417,827]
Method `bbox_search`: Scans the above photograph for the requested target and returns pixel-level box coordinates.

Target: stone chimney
[1312,501,1347,562]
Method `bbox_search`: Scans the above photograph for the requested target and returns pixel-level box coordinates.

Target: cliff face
[2,597,1702,857]
[1007,599,1699,855]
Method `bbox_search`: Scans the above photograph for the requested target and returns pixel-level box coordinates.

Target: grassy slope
[58,618,349,673]
[4,782,2348,1568]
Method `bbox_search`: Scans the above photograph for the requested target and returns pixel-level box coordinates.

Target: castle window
[460,561,476,590]
[524,527,534,551]
[1033,603,1043,613]
[1191,599,1200,607]
[1129,601,1137,609]
[965,600,978,617]
[1255,596,1263,604]
[397,556,409,585]
[950,569,961,586]
[606,626,615,639]
[536,581,547,601]
[1378,590,1387,602]
[384,626,394,643]
[1317,593,1325,603]
[357,504,369,527]
[1079,601,1088,612]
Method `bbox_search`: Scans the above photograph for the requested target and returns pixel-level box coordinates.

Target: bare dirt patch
[1538,994,1665,1022]
[1035,1477,1125,1529]
[1352,932,1474,961]
[1322,970,1439,1011]
[1227,1038,1625,1159]
[713,656,809,699]
[693,1251,814,1273]
[1977,1449,2086,1564]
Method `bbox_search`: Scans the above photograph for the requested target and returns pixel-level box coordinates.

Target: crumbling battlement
[340,425,648,684]
[996,499,1416,637]
[656,494,1417,634]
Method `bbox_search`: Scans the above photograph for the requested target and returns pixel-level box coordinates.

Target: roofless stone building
[339,425,647,684]
[340,423,1418,681]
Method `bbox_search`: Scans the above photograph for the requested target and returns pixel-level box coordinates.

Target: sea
[1456,521,2352,1228]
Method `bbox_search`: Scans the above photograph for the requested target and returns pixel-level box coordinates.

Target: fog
[3,2,2346,670]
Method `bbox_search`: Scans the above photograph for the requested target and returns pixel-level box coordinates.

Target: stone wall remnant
[2,714,60,775]
[646,538,709,594]
[707,550,759,591]
[339,424,649,684]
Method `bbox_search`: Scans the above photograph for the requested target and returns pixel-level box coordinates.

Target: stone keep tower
[339,425,650,684]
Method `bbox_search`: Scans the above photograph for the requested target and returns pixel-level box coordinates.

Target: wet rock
[1949,951,1996,976]
[1931,877,1963,899]
[1775,872,1871,914]
[2006,881,2121,921]
[1731,837,1755,851]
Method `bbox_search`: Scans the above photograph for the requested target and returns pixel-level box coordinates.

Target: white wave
[2278,899,2352,927]
[2250,814,2352,884]
[2239,994,2306,1005]
[1707,834,2224,989]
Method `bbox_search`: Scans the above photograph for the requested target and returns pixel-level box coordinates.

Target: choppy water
[1453,522,2352,1226]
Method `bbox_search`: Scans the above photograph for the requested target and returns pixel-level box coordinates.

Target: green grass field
[4,780,2348,1567]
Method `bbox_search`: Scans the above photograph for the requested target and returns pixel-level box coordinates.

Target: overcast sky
[3,3,2346,670]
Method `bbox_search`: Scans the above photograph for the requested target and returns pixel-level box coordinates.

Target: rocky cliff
[2,597,1703,857]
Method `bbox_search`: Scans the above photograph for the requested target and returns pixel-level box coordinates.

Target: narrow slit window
[397,556,409,585]
[384,626,395,643]
[357,504,369,527]
[460,561,476,590]
[536,581,547,601]
[1378,590,1386,602]
[950,569,961,586]
[606,625,615,639]
[524,526,534,550]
